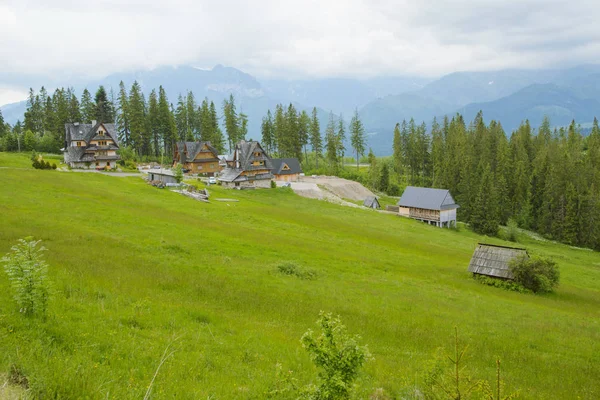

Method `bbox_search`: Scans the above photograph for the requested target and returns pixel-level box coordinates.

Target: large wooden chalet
[219,140,273,188]
[63,121,120,169]
[173,141,221,176]
[397,186,459,227]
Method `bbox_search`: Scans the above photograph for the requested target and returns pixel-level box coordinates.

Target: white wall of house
[399,207,410,217]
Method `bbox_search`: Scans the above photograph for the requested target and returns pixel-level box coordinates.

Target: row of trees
[0,86,260,157]
[388,113,600,250]
[261,106,367,170]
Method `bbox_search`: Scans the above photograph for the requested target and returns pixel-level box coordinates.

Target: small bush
[174,164,184,183]
[1,237,52,317]
[51,163,57,170]
[504,218,519,242]
[277,263,317,280]
[510,256,559,293]
[301,312,371,400]
[473,275,530,293]
[270,180,277,189]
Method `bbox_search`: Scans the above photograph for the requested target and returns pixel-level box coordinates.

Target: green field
[0,152,599,399]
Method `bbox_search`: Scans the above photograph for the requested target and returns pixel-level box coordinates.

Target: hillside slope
[0,154,599,398]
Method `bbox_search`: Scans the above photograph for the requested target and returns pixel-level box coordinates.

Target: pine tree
[325,112,339,170]
[309,107,322,168]
[261,110,274,155]
[199,98,212,143]
[392,123,403,175]
[157,86,176,156]
[298,110,310,163]
[175,94,190,141]
[273,104,286,156]
[147,89,160,157]
[379,162,389,193]
[238,111,248,142]
[471,165,500,236]
[350,109,366,170]
[94,86,113,123]
[222,94,239,151]
[80,89,95,123]
[337,114,346,165]
[430,117,444,187]
[67,88,81,123]
[186,91,199,139]
[209,101,225,153]
[116,81,130,146]
[128,81,147,155]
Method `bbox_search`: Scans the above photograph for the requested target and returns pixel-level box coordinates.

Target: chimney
[91,120,97,126]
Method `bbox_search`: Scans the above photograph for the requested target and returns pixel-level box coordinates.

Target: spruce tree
[471,165,500,236]
[116,81,130,146]
[80,89,95,123]
[94,86,113,123]
[222,94,239,151]
[350,109,366,170]
[128,81,147,155]
[261,110,274,155]
[392,123,403,175]
[309,107,322,168]
[325,112,339,170]
[337,114,346,166]
[147,89,160,157]
[298,110,310,163]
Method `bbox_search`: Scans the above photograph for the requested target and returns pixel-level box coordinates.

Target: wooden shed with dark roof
[397,186,459,227]
[467,243,529,280]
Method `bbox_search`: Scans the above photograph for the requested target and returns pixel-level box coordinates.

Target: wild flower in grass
[1,237,52,317]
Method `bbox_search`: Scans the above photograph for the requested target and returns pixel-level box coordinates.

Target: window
[106,162,110,166]
[77,142,81,147]
[198,165,203,170]
[211,164,215,169]
[95,162,100,166]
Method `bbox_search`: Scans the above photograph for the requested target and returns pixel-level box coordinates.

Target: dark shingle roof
[397,186,459,210]
[176,141,219,163]
[234,140,273,171]
[64,122,120,163]
[467,243,528,279]
[218,168,243,182]
[271,158,302,175]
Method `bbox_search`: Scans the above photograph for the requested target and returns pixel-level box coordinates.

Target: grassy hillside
[0,153,599,399]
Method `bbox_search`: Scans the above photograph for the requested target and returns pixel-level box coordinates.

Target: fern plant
[1,237,51,317]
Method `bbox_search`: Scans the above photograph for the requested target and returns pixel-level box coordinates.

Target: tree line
[386,112,600,250]
[260,105,367,171]
[0,86,259,157]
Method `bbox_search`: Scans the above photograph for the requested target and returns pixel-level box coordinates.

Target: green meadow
[0,152,599,399]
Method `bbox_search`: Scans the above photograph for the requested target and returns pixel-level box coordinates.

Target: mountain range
[2,64,600,155]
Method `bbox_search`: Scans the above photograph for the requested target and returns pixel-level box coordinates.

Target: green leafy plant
[504,219,519,242]
[473,275,530,294]
[1,237,52,317]
[423,328,519,400]
[174,164,184,183]
[270,180,277,188]
[509,256,559,293]
[277,263,317,280]
[301,311,371,399]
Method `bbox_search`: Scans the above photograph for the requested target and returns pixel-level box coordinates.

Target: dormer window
[77,142,82,147]
[99,130,105,136]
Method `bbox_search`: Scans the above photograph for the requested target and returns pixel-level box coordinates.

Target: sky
[1,0,600,105]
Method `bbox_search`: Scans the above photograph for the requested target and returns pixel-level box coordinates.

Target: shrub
[301,311,371,399]
[277,263,316,280]
[271,180,277,189]
[52,163,57,170]
[509,256,559,293]
[387,183,400,196]
[504,218,519,242]
[174,164,184,183]
[473,275,530,293]
[1,237,52,317]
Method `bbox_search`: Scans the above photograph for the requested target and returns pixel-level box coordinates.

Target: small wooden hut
[363,196,381,209]
[467,243,529,280]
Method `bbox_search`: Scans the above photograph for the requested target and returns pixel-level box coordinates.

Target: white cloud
[0,0,599,82]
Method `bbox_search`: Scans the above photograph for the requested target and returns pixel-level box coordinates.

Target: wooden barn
[219,140,274,188]
[363,196,381,209]
[271,158,302,182]
[397,186,459,227]
[173,141,221,176]
[467,243,529,280]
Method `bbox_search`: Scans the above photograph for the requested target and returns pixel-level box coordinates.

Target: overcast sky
[1,0,600,104]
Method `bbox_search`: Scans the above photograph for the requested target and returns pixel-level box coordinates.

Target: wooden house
[467,243,529,280]
[397,186,459,227]
[63,121,120,169]
[219,140,274,188]
[271,158,302,182]
[173,141,221,176]
[363,196,381,209]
